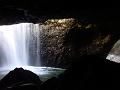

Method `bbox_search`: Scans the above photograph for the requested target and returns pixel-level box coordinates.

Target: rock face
[40,19,75,67]
[57,55,120,89]
[40,18,120,68]
[0,68,42,90]
[40,55,120,89]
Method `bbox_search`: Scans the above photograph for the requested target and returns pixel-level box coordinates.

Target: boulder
[0,68,42,90]
[57,55,120,89]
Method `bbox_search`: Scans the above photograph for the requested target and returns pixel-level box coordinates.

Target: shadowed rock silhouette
[40,55,120,90]
[1,55,120,90]
[0,68,42,90]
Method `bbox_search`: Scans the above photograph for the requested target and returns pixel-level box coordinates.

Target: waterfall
[0,23,41,68]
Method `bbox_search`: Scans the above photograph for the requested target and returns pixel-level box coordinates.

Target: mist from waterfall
[0,23,41,68]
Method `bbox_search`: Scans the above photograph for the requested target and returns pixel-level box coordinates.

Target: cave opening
[0,21,68,82]
[0,3,120,89]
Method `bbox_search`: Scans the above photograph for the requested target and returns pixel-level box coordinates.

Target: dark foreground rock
[1,55,120,90]
[0,68,42,90]
[57,55,120,89]
[40,55,120,90]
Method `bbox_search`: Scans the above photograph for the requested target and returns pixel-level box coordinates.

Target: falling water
[0,23,41,68]
[0,23,65,81]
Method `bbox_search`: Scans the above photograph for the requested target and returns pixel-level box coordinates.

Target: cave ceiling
[0,0,120,37]
[0,0,119,23]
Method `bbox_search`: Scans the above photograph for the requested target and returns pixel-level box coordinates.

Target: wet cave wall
[0,4,120,68]
[40,18,120,68]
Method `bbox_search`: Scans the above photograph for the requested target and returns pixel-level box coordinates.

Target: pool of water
[0,66,65,82]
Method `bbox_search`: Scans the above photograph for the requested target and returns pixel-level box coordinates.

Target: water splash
[0,23,41,68]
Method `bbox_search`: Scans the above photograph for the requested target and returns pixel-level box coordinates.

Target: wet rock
[0,68,42,90]
[40,77,58,90]
[40,19,120,68]
[3,83,39,90]
[57,55,120,89]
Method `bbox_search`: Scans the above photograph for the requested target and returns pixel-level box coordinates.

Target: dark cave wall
[39,18,120,68]
[39,19,75,67]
